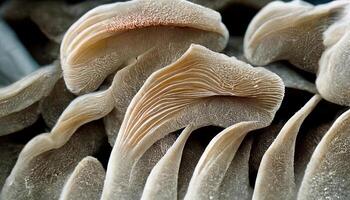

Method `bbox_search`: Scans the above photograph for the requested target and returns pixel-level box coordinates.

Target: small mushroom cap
[60,0,228,94]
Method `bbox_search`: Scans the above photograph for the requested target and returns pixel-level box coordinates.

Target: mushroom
[60,0,228,95]
[243,0,350,106]
[59,0,228,146]
[1,122,106,200]
[298,108,350,199]
[101,44,284,199]
[252,95,321,200]
[59,156,105,200]
[0,64,61,136]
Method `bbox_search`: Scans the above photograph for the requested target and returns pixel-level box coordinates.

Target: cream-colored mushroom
[252,95,321,200]
[60,0,228,95]
[59,156,105,200]
[244,0,346,73]
[0,64,61,136]
[101,44,284,199]
[244,0,350,106]
[298,108,350,199]
[1,122,105,200]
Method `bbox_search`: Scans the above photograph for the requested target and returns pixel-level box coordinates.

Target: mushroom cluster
[0,0,349,200]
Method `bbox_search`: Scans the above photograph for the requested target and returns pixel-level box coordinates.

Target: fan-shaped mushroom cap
[244,0,346,73]
[60,0,228,94]
[0,64,61,136]
[59,156,105,200]
[298,108,350,199]
[252,95,321,200]
[101,44,284,199]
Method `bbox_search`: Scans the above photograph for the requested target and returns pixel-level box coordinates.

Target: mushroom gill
[101,44,284,199]
[60,0,228,95]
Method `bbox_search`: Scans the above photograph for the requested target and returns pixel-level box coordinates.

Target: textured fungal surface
[1,0,350,200]
[60,0,228,94]
[102,44,284,199]
[244,0,350,106]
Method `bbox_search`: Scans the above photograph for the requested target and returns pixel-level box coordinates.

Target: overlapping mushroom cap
[60,0,229,94]
[102,44,284,199]
[243,0,350,106]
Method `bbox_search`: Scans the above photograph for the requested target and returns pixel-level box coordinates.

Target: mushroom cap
[60,0,228,94]
[102,44,284,199]
[244,0,346,73]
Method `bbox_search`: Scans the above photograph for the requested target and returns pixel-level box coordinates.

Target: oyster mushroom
[252,95,321,200]
[101,44,284,199]
[0,64,61,135]
[1,122,106,200]
[59,156,105,200]
[59,0,228,146]
[244,0,350,106]
[298,108,350,199]
[60,0,228,95]
[243,0,344,73]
